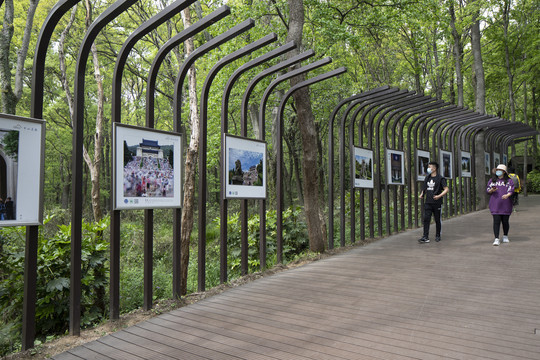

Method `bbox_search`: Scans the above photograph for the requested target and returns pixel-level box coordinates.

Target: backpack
[508,173,521,193]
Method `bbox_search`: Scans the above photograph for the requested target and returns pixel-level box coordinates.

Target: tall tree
[180,5,199,295]
[0,0,40,114]
[449,0,464,106]
[470,0,486,113]
[285,0,325,253]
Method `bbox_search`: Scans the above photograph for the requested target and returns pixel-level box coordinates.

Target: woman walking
[487,164,515,246]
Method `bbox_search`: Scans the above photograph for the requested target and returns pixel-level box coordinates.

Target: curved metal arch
[173,18,255,126]
[110,0,197,314]
[31,0,80,118]
[396,100,447,228]
[146,5,230,128]
[198,33,278,291]
[338,87,401,243]
[27,0,82,349]
[336,88,403,242]
[72,0,138,331]
[369,92,425,236]
[219,40,295,280]
[275,67,347,260]
[361,90,414,236]
[379,96,439,233]
[142,6,231,300]
[236,49,314,265]
[326,86,392,248]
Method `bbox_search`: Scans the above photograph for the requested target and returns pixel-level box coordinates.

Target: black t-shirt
[422,173,447,205]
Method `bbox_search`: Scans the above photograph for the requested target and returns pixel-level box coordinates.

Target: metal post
[27,0,82,348]
[275,67,347,257]
[259,58,334,262]
[72,0,138,332]
[239,49,314,269]
[221,41,296,280]
[145,5,231,299]
[198,32,277,291]
[110,0,197,314]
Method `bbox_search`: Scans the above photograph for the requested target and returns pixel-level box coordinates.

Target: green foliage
[222,206,308,279]
[0,216,109,356]
[526,170,540,193]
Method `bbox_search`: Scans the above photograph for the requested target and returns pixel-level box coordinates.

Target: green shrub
[0,216,110,356]
[526,170,540,193]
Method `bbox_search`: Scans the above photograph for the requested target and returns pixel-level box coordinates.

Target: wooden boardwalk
[55,195,540,359]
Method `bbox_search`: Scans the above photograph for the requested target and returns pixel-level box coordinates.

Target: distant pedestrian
[487,164,515,246]
[507,166,521,208]
[418,161,449,243]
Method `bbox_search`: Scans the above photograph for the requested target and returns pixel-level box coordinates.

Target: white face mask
[496,170,503,177]
[427,167,433,174]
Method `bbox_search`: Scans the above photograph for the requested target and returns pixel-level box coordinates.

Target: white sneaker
[493,238,500,246]
[502,236,509,243]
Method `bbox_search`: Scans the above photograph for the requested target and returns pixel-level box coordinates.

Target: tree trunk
[286,0,325,253]
[180,7,199,295]
[502,0,515,121]
[470,5,486,114]
[449,0,464,107]
[0,0,39,114]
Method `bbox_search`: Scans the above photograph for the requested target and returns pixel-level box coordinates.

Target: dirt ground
[4,242,370,360]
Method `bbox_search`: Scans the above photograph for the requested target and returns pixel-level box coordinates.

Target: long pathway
[55,195,540,359]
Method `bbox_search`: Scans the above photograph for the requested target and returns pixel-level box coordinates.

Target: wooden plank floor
[55,195,540,359]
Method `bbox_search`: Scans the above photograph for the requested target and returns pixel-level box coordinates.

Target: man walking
[418,161,449,243]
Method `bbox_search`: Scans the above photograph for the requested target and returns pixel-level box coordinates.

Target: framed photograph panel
[113,123,182,210]
[224,134,266,199]
[503,153,508,166]
[416,149,430,181]
[440,150,453,179]
[352,146,373,188]
[461,151,471,178]
[0,115,45,227]
[386,149,404,185]
[485,152,491,175]
[493,152,501,167]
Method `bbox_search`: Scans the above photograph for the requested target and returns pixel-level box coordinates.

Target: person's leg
[423,204,433,239]
[501,215,510,242]
[433,205,442,239]
[492,214,502,245]
[492,215,501,238]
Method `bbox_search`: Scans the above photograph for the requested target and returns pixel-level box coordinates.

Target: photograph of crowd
[122,139,175,198]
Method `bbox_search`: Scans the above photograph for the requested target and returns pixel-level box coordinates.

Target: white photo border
[224,134,267,199]
[0,115,45,227]
[113,123,182,210]
[440,150,453,179]
[416,149,430,181]
[386,149,405,185]
[485,152,491,175]
[461,151,471,178]
[352,146,373,189]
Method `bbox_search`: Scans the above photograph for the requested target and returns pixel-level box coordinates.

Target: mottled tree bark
[286,0,325,252]
[180,7,200,295]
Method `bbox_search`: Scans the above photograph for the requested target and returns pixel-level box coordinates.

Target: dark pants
[492,214,510,238]
[423,203,441,238]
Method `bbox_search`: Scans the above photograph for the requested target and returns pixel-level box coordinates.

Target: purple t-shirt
[487,178,515,215]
